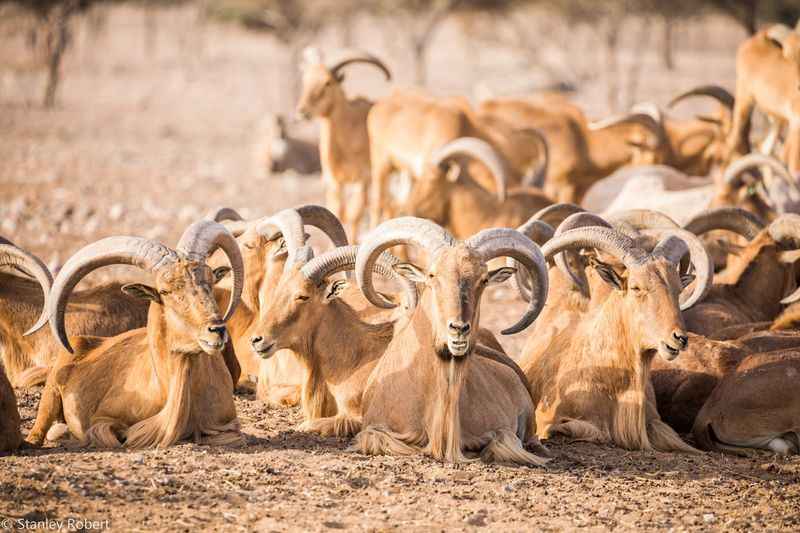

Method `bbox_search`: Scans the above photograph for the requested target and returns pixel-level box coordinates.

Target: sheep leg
[296,414,362,437]
[725,93,754,163]
[345,181,368,241]
[480,429,549,466]
[782,124,800,176]
[324,179,345,229]
[25,372,63,446]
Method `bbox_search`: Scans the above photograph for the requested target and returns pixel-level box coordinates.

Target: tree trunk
[661,15,674,70]
[625,17,652,109]
[412,38,426,87]
[43,0,77,108]
[604,19,621,113]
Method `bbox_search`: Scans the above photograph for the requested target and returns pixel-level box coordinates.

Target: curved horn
[552,213,614,296]
[769,214,800,304]
[176,220,244,322]
[0,242,53,336]
[542,227,646,271]
[724,153,797,191]
[356,217,455,309]
[589,112,665,144]
[766,24,793,47]
[513,219,554,303]
[683,207,765,241]
[668,85,734,111]
[532,203,585,228]
[295,204,349,248]
[48,237,177,353]
[517,128,549,188]
[466,228,549,335]
[430,137,508,202]
[328,50,391,81]
[254,209,306,269]
[644,228,713,310]
[206,207,244,223]
[301,244,418,310]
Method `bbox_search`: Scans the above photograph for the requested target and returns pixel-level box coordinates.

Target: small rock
[703,513,716,524]
[109,203,124,221]
[465,512,488,527]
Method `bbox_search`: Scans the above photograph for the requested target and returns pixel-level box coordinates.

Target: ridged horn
[356,217,455,309]
[253,209,306,270]
[301,245,418,310]
[430,137,508,202]
[589,112,665,145]
[542,227,646,271]
[607,209,680,232]
[513,220,554,303]
[552,213,613,297]
[207,207,244,223]
[176,220,244,322]
[466,228,549,335]
[683,207,765,241]
[517,128,549,188]
[766,214,800,304]
[724,153,797,192]
[0,241,54,336]
[643,228,714,310]
[48,237,177,353]
[532,203,585,228]
[668,85,734,111]
[296,204,349,248]
[328,49,392,81]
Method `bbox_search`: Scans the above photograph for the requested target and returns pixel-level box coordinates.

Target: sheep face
[590,256,688,362]
[122,259,227,356]
[249,264,337,359]
[297,63,340,120]
[394,244,514,360]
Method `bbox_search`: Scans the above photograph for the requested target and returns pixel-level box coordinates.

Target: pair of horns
[300,244,418,310]
[429,137,510,202]
[39,220,244,354]
[209,205,349,272]
[544,210,713,310]
[0,238,53,336]
[356,217,549,335]
[722,153,800,200]
[303,47,392,82]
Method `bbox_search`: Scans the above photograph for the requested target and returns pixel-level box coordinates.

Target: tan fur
[297,58,375,239]
[0,362,21,452]
[26,258,240,450]
[357,246,546,466]
[725,26,800,172]
[0,273,148,387]
[521,257,695,452]
[367,89,546,227]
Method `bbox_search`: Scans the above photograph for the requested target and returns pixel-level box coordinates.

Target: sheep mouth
[658,341,681,361]
[253,342,276,359]
[447,338,470,357]
[198,338,225,354]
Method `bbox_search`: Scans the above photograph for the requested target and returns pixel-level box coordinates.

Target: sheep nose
[448,321,471,335]
[250,335,263,346]
[672,330,688,349]
[208,325,226,336]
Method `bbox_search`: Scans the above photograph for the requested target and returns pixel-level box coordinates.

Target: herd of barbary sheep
[2,21,800,462]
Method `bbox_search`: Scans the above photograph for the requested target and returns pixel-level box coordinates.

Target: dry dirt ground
[1,6,799,532]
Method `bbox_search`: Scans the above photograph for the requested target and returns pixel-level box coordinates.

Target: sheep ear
[592,260,625,291]
[778,249,800,264]
[445,163,461,182]
[393,262,427,283]
[213,266,231,284]
[335,72,345,84]
[325,279,348,302]
[488,266,516,285]
[121,283,161,303]
[271,238,288,259]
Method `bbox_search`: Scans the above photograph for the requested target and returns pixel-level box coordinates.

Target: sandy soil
[1,6,799,532]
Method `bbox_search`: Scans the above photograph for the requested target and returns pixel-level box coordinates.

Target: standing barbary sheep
[725,22,800,173]
[352,218,550,465]
[27,220,244,449]
[0,237,149,388]
[297,48,392,240]
[519,225,712,452]
[0,361,21,452]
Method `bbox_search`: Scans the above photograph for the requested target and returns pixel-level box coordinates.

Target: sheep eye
[159,290,169,296]
[296,295,310,301]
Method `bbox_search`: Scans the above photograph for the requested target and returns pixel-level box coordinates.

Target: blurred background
[1,0,799,266]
